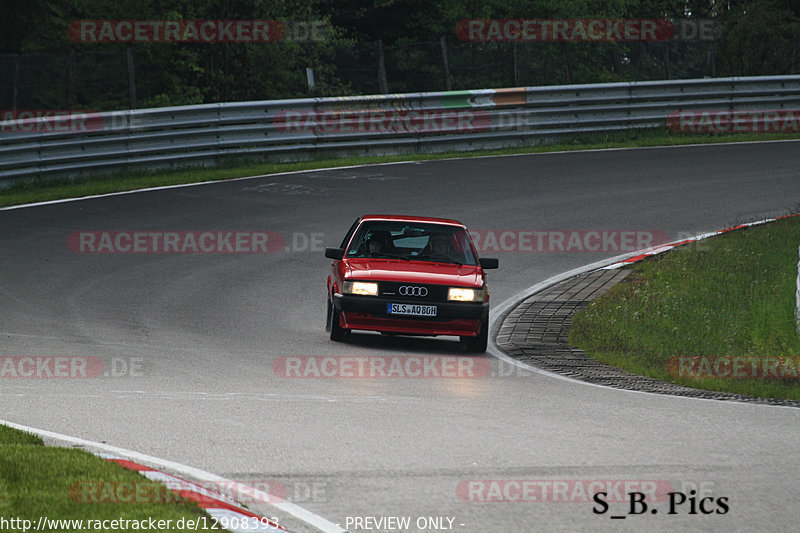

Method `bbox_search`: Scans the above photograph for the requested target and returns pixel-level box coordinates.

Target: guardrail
[2,75,800,184]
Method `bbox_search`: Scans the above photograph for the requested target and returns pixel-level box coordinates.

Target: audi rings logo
[399,286,428,297]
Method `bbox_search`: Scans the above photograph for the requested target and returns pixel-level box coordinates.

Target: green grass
[0,425,222,531]
[3,128,799,207]
[569,215,800,400]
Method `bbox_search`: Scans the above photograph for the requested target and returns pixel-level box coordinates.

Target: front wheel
[461,317,488,353]
[325,296,332,332]
[327,298,348,342]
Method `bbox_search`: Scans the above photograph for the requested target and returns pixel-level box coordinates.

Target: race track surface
[2,141,800,532]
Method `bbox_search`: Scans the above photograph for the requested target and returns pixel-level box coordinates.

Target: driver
[367,231,392,255]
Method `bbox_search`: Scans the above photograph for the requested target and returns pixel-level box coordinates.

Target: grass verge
[0,424,223,531]
[569,215,800,400]
[2,129,799,208]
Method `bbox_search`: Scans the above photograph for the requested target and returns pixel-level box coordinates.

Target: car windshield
[346,221,478,266]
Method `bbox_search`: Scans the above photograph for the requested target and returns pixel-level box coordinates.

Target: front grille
[378,282,448,302]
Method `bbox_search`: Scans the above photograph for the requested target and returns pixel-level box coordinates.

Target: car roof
[360,214,465,227]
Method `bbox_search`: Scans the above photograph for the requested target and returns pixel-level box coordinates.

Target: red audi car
[325,215,498,352]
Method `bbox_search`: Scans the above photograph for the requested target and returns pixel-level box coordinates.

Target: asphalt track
[2,141,800,532]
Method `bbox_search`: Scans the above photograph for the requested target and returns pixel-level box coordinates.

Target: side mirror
[325,247,345,260]
[479,257,499,269]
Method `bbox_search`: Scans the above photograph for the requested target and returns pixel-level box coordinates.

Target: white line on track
[0,419,346,533]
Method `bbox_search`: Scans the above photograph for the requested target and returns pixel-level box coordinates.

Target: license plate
[387,303,437,317]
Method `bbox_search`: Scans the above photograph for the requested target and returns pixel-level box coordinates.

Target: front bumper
[333,293,488,337]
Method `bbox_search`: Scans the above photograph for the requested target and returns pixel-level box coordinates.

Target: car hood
[344,259,482,287]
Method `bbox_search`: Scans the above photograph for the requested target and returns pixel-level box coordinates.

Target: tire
[462,317,488,353]
[325,297,333,332]
[328,297,347,342]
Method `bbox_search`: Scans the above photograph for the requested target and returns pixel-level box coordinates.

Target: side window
[340,218,361,249]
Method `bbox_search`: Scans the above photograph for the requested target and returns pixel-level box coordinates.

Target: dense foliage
[2,0,799,110]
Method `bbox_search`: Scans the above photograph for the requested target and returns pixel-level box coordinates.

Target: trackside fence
[2,75,800,185]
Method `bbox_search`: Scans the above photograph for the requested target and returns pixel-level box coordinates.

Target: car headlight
[343,281,379,296]
[448,287,485,302]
